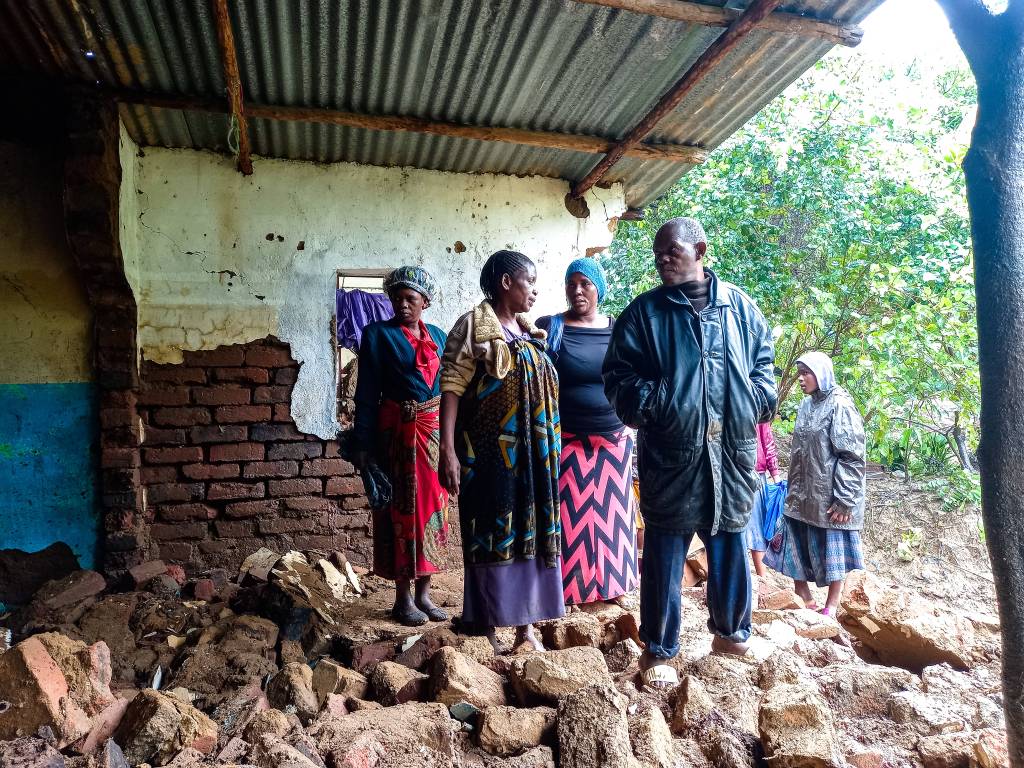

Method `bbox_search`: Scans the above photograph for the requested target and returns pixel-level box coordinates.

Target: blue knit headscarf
[564,257,607,302]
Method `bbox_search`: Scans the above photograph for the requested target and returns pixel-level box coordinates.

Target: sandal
[390,605,429,626]
[640,664,679,692]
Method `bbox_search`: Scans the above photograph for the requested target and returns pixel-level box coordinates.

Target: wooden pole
[212,0,252,175]
[570,0,784,201]
[571,0,862,47]
[109,89,709,164]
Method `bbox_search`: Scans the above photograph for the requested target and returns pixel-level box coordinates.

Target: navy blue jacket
[602,270,777,533]
[352,319,446,453]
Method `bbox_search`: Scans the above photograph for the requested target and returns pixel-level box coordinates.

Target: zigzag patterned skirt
[559,429,639,604]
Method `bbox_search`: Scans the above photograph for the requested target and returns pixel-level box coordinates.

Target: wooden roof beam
[572,0,863,47]
[569,0,784,208]
[109,89,710,164]
[212,0,252,175]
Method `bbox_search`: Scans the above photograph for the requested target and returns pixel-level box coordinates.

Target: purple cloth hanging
[336,289,394,350]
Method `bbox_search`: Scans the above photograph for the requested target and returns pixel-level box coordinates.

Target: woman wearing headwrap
[766,351,866,616]
[538,258,639,605]
[353,266,449,626]
[440,250,564,652]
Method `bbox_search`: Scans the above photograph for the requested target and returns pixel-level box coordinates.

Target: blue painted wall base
[0,383,99,569]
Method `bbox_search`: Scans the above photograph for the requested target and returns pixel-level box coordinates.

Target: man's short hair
[661,217,707,246]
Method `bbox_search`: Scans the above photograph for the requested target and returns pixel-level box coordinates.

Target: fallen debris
[840,571,998,671]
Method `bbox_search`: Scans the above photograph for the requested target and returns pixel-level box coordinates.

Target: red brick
[215,405,272,423]
[142,427,187,446]
[137,385,191,406]
[341,495,369,510]
[208,481,265,501]
[153,407,212,427]
[101,390,137,409]
[182,463,240,480]
[245,344,295,368]
[151,522,208,540]
[284,496,335,513]
[146,482,204,504]
[275,367,298,386]
[268,442,321,460]
[198,539,231,555]
[224,499,280,519]
[100,408,136,429]
[159,543,194,562]
[193,386,251,406]
[214,519,256,538]
[325,476,363,496]
[243,460,299,479]
[158,503,217,521]
[273,404,293,422]
[102,446,140,468]
[214,367,270,384]
[143,366,207,384]
[253,386,290,404]
[184,346,245,367]
[190,425,248,443]
[268,478,322,497]
[145,446,203,464]
[251,423,304,442]
[302,458,355,477]
[323,441,342,458]
[209,442,265,462]
[293,534,344,550]
[258,517,317,535]
[141,466,178,484]
[193,578,216,601]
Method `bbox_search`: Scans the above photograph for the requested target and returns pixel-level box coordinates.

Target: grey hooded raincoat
[785,352,866,530]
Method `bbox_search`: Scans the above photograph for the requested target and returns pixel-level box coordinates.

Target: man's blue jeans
[639,526,752,659]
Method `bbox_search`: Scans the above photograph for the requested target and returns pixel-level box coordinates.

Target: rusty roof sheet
[0,0,881,207]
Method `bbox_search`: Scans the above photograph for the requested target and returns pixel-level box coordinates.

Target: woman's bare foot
[793,580,818,611]
[515,624,545,652]
[710,634,751,657]
[484,627,509,655]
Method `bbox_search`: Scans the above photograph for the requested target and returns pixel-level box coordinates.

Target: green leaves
[601,53,979,474]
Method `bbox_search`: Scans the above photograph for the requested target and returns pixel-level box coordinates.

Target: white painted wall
[118,123,141,299]
[127,146,626,438]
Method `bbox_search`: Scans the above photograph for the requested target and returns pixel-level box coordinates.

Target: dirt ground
[772,433,995,616]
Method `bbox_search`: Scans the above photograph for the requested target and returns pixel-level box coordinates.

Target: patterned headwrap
[384,265,437,302]
[564,257,607,302]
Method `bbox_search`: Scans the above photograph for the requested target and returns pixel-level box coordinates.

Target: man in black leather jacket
[603,217,777,681]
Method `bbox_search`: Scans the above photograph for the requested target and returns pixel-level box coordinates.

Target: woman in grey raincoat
[766,351,866,616]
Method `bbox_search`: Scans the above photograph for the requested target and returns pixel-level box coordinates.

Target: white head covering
[796,351,836,393]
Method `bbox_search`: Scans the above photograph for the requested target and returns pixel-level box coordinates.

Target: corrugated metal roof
[0,0,882,207]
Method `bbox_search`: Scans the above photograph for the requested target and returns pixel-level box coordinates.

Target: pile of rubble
[0,550,1009,768]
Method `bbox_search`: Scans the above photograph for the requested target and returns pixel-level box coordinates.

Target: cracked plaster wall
[127,144,626,438]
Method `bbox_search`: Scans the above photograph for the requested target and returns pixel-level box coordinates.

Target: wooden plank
[212,0,252,175]
[571,0,863,47]
[110,89,709,164]
[570,0,784,200]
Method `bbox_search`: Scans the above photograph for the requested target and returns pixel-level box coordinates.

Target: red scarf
[401,322,440,387]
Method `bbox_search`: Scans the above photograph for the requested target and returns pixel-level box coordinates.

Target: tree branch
[931,0,994,69]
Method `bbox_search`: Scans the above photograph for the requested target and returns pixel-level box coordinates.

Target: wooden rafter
[109,89,710,164]
[570,0,784,201]
[212,0,252,175]
[572,0,863,47]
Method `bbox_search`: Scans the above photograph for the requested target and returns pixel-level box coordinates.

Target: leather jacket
[602,270,777,534]
[785,385,866,530]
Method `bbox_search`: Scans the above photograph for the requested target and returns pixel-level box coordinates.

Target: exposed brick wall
[63,97,148,575]
[137,337,372,573]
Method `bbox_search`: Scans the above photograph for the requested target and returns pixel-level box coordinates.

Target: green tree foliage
[601,56,979,477]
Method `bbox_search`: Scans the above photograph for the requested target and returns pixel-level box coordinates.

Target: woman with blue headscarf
[538,258,639,605]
